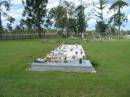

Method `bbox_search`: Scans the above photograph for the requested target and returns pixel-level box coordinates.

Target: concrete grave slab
[29,44,96,73]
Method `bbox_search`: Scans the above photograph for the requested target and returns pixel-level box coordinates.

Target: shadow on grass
[90,60,100,68]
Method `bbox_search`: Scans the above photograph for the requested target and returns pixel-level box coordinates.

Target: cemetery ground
[0,38,130,97]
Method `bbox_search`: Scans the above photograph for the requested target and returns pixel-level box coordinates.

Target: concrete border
[29,60,96,73]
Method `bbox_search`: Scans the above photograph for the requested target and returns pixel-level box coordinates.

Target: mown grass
[0,39,130,97]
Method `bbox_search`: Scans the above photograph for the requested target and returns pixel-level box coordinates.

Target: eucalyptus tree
[62,1,77,36]
[20,18,34,32]
[0,0,11,39]
[76,5,86,36]
[109,0,128,37]
[6,16,15,32]
[48,5,67,30]
[20,19,26,31]
[22,0,48,38]
[49,1,80,37]
[44,18,53,30]
[14,25,21,34]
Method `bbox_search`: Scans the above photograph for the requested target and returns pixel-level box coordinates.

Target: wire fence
[0,33,128,40]
[0,34,58,40]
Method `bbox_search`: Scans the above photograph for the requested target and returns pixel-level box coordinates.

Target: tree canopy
[0,0,11,39]
[109,0,128,37]
[93,0,108,35]
[22,0,48,38]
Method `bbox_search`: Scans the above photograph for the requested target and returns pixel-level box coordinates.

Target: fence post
[0,34,2,40]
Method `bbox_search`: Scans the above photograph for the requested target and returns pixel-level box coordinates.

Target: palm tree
[109,0,128,38]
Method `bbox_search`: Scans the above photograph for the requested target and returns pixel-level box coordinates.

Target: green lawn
[0,39,130,97]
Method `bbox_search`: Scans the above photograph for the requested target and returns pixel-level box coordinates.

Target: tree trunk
[36,11,42,38]
[118,25,120,38]
[37,23,41,38]
[81,31,84,39]
[0,12,2,40]
[118,7,121,38]
[0,0,3,40]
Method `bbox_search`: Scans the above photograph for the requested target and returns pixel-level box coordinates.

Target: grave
[29,44,96,73]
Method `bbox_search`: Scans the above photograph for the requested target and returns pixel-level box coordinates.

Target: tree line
[0,0,129,39]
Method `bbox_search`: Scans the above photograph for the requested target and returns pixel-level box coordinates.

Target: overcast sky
[2,0,130,30]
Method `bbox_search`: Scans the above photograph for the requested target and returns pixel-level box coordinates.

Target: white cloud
[11,0,22,5]
[87,18,96,30]
[128,14,130,21]
[88,18,96,24]
[47,0,59,9]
